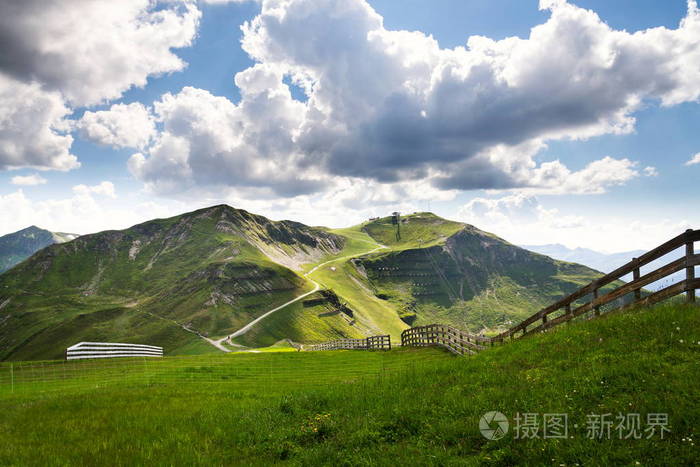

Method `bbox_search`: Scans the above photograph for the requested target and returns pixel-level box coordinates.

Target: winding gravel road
[207,243,386,352]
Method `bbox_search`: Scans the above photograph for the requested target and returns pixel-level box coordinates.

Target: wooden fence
[401,229,699,353]
[306,335,391,351]
[401,324,489,355]
[493,228,699,342]
[66,342,163,360]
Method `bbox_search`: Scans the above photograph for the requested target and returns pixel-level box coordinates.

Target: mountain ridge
[0,205,615,360]
[344,212,610,332]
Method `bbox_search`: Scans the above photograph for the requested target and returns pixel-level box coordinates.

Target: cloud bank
[128,0,700,199]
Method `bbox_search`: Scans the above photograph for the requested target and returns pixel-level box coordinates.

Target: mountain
[339,213,612,333]
[0,205,348,360]
[235,212,623,348]
[0,207,616,360]
[521,243,684,291]
[0,226,78,273]
[520,243,645,274]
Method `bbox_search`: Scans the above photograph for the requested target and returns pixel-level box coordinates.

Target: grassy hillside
[213,210,615,345]
[0,205,343,360]
[349,217,610,333]
[307,259,409,339]
[0,206,621,359]
[231,291,367,347]
[1,303,698,465]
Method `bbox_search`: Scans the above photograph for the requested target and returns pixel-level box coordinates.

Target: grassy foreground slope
[1,303,698,465]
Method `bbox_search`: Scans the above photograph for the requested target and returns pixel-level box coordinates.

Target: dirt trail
[211,243,386,350]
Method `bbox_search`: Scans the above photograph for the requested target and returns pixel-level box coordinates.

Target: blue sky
[0,0,698,252]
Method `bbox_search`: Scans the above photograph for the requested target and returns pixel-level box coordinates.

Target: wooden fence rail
[66,342,163,360]
[401,229,699,354]
[306,335,391,351]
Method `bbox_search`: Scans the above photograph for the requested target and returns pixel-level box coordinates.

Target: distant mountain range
[520,244,645,274]
[0,226,78,273]
[0,205,616,361]
[521,243,684,290]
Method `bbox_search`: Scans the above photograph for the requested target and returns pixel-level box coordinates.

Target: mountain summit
[0,226,78,273]
[351,212,605,330]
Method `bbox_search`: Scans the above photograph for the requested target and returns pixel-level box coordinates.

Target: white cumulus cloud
[128,78,326,197]
[685,153,700,165]
[131,0,700,198]
[72,181,117,199]
[77,103,156,149]
[0,0,201,172]
[0,75,78,171]
[11,174,48,186]
[0,0,201,107]
[643,166,659,177]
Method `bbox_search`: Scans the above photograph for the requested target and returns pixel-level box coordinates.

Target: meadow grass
[1,303,698,466]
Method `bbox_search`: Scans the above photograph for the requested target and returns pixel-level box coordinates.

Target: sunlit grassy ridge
[1,303,698,465]
[359,212,465,249]
[306,260,409,340]
[351,217,607,333]
[231,211,611,345]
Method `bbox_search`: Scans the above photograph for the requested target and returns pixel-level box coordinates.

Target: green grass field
[1,303,698,465]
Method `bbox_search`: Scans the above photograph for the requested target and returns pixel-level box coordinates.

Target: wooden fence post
[632,258,641,301]
[687,230,696,303]
[565,304,572,325]
[593,288,600,316]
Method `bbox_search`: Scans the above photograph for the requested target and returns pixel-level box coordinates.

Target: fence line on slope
[401,229,700,353]
[305,335,391,351]
[401,324,489,355]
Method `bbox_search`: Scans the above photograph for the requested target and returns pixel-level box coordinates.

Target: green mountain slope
[0,205,347,360]
[334,212,610,333]
[0,226,78,273]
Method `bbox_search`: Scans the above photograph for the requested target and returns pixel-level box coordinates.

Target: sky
[0,0,699,253]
